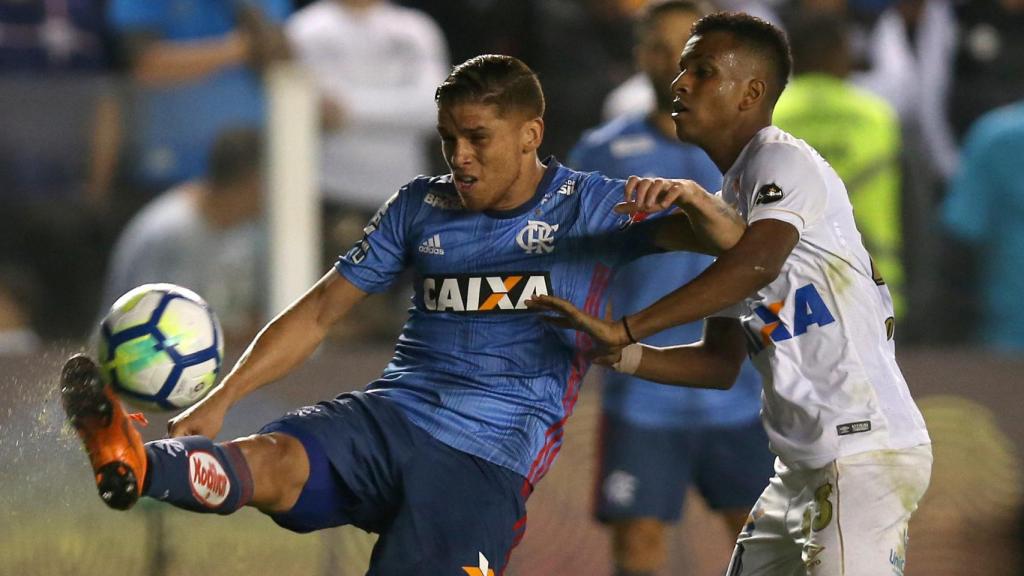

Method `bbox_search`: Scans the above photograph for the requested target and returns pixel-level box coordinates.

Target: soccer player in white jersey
[529,12,932,576]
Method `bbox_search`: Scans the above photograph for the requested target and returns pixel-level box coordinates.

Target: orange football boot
[60,354,148,510]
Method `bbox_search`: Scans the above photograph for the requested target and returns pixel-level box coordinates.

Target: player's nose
[449,139,473,166]
[671,71,689,94]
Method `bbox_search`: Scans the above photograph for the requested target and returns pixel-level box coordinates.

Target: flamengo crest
[517,220,558,254]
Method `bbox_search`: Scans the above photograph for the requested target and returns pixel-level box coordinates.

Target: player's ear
[739,78,766,111]
[521,117,544,153]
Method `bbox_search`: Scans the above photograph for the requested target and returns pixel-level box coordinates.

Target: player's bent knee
[612,518,667,573]
[232,432,310,513]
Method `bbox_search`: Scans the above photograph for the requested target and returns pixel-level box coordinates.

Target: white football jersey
[716,126,930,469]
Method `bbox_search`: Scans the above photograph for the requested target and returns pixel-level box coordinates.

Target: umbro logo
[418,234,445,255]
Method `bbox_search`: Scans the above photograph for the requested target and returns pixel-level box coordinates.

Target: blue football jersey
[337,159,655,484]
[569,114,763,429]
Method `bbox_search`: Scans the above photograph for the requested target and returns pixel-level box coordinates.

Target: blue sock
[142,436,254,515]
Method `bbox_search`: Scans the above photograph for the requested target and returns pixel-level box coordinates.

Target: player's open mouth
[454,175,478,192]
[671,99,689,117]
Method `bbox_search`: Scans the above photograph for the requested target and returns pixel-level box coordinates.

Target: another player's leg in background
[60,354,309,515]
[611,518,665,576]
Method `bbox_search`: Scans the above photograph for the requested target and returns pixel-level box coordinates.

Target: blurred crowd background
[2,0,1023,352]
[0,0,1023,574]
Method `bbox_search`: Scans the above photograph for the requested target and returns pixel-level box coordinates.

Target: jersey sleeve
[578,172,662,265]
[743,142,827,236]
[335,185,412,293]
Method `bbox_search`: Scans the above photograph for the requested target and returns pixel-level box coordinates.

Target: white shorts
[726,444,932,576]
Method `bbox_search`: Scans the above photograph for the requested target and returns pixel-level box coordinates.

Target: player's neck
[707,118,771,174]
[495,156,547,212]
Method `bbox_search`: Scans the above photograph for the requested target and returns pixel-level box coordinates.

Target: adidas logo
[418,234,445,255]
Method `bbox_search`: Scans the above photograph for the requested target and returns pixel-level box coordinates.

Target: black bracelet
[621,316,638,344]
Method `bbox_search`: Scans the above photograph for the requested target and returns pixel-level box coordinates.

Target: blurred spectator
[531,0,636,159]
[396,0,538,65]
[0,0,119,207]
[601,0,784,121]
[949,0,1024,141]
[285,0,448,215]
[0,0,112,71]
[0,264,41,355]
[108,0,290,196]
[101,127,266,343]
[283,0,447,343]
[940,100,1024,352]
[851,0,958,180]
[0,1,124,339]
[773,10,906,317]
[847,0,958,342]
[569,2,773,574]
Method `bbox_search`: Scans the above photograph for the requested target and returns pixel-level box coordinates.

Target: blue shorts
[259,391,528,575]
[594,413,774,523]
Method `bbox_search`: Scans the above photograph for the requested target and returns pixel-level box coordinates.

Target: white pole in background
[265,63,320,318]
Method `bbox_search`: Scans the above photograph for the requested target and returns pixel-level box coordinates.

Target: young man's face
[670,31,752,144]
[637,9,701,113]
[437,102,539,212]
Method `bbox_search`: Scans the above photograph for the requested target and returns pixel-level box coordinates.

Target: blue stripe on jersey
[337,159,657,479]
[569,115,763,429]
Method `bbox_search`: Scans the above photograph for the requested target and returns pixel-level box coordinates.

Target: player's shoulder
[571,115,651,159]
[397,174,467,212]
[559,162,622,195]
[965,102,1024,151]
[287,0,336,35]
[745,127,824,179]
[581,113,651,150]
[579,114,648,146]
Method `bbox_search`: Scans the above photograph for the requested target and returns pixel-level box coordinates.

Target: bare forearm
[632,344,740,389]
[648,195,744,257]
[628,220,796,342]
[213,273,362,405]
[677,190,746,254]
[132,35,248,86]
[628,247,771,340]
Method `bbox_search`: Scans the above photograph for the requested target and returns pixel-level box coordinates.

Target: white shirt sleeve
[743,142,828,237]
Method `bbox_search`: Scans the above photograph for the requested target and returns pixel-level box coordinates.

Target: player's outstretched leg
[60,353,148,510]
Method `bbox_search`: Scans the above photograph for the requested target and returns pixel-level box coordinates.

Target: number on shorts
[811,482,833,531]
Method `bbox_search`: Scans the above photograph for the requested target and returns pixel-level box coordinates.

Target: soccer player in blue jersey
[59,54,747,574]
[567,3,773,575]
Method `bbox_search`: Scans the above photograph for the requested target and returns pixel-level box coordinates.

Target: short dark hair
[435,54,545,118]
[208,126,263,189]
[692,12,792,101]
[636,0,713,37]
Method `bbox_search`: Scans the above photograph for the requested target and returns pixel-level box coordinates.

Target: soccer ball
[98,283,223,410]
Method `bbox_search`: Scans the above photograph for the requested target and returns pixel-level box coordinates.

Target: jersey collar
[484,156,561,220]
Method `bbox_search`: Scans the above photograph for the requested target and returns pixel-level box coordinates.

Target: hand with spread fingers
[526,294,632,349]
[614,175,706,216]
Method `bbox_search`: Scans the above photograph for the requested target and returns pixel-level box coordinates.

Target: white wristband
[612,343,643,375]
